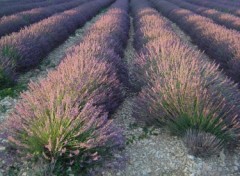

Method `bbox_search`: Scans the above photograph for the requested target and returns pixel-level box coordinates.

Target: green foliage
[0,104,7,113]
[9,104,117,175]
[1,45,20,61]
[18,111,92,159]
[22,15,31,24]
[53,146,110,176]
[163,97,234,145]
[7,165,20,176]
[100,8,108,14]
[0,68,15,89]
[0,83,27,99]
[166,112,232,142]
[0,46,18,90]
[126,124,159,145]
[128,122,138,130]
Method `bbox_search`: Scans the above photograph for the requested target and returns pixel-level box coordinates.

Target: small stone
[220,150,226,161]
[234,166,238,171]
[187,155,194,160]
[234,160,239,166]
[0,146,5,151]
[220,162,225,167]
[146,168,151,173]
[22,172,27,176]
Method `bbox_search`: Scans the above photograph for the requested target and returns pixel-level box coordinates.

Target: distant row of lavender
[132,0,240,156]
[185,0,240,17]
[0,0,88,39]
[0,0,47,7]
[206,0,240,8]
[0,0,74,17]
[4,0,129,173]
[168,0,240,32]
[150,0,240,84]
[82,0,130,86]
[0,0,113,87]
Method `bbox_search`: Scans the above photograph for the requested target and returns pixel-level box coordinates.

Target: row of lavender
[0,0,46,7]
[131,0,240,156]
[0,0,113,89]
[150,0,240,85]
[3,0,129,174]
[0,0,72,17]
[214,0,240,7]
[168,0,240,32]
[215,0,240,7]
[0,0,88,39]
[185,0,240,17]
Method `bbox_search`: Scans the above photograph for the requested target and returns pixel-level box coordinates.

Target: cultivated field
[0,0,240,175]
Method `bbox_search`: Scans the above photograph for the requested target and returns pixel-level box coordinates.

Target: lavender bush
[184,129,224,157]
[4,0,129,174]
[0,0,87,39]
[0,0,114,87]
[150,0,240,85]
[132,0,240,156]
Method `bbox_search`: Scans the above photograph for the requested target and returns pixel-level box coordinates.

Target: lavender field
[0,0,240,175]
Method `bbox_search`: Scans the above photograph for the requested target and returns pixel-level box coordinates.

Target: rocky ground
[100,97,240,176]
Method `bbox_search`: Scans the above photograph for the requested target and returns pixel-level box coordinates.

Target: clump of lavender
[5,52,123,173]
[4,0,129,173]
[184,129,223,157]
[132,0,240,157]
